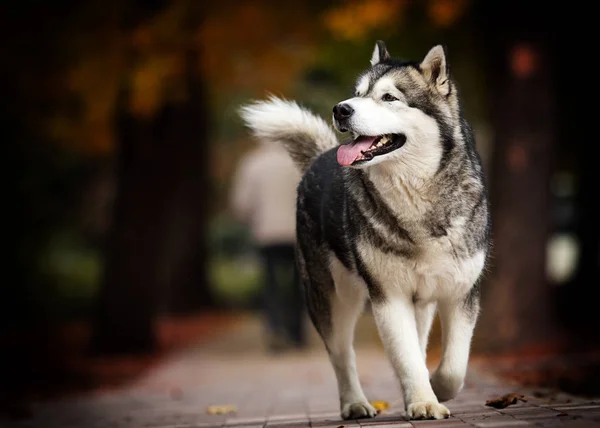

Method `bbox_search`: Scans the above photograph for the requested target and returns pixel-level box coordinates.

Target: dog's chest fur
[356,230,486,303]
[356,170,486,302]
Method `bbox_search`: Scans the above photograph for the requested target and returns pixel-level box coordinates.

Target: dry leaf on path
[485,393,527,409]
[206,404,237,415]
[370,400,390,414]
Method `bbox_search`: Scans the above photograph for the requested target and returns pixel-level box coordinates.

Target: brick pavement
[2,314,599,428]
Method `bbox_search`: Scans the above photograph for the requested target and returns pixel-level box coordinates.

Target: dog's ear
[420,45,450,96]
[370,40,390,66]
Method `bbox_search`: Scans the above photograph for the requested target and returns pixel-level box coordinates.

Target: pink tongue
[337,136,378,166]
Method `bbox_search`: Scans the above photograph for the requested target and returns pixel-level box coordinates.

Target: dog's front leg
[430,294,479,402]
[372,296,450,420]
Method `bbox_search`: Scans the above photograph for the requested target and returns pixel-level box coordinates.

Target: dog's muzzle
[333,103,354,132]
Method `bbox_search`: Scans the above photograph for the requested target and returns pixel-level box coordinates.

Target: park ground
[1,312,599,428]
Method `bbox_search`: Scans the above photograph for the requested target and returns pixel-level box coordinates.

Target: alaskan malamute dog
[240,41,490,421]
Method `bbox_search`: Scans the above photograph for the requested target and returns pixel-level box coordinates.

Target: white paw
[430,370,464,402]
[407,401,450,420]
[341,401,378,419]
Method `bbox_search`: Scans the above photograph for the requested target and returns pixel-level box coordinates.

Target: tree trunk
[473,1,559,352]
[163,49,215,313]
[91,49,213,354]
[567,115,600,336]
[91,79,168,354]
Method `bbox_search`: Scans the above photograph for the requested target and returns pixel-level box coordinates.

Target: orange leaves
[206,404,237,415]
[55,1,192,154]
[59,48,123,154]
[46,1,321,156]
[322,0,407,41]
[485,393,528,409]
[323,0,470,41]
[198,2,315,96]
[428,0,469,28]
[130,55,184,118]
[370,400,390,413]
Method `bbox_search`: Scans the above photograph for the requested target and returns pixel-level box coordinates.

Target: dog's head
[333,41,459,174]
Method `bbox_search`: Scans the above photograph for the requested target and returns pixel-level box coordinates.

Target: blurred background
[1,0,598,416]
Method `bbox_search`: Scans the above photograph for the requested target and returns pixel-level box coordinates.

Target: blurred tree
[91,1,213,353]
[91,0,323,352]
[554,7,600,340]
[1,0,108,326]
[473,0,560,351]
[0,0,329,352]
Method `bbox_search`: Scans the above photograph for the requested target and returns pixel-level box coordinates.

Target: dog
[240,41,490,421]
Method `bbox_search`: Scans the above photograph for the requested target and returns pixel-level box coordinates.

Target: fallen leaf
[485,393,527,409]
[370,400,390,414]
[206,404,237,415]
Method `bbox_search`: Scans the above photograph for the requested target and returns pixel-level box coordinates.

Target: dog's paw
[341,401,377,419]
[430,370,464,402]
[407,401,450,420]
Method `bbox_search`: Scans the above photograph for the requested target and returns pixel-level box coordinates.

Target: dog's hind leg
[305,255,376,420]
[329,260,377,420]
[430,290,479,402]
[372,295,450,420]
[415,302,437,361]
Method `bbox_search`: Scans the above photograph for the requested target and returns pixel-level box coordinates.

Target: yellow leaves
[370,400,390,413]
[39,1,321,155]
[198,3,315,96]
[206,404,237,415]
[322,0,407,41]
[130,55,183,118]
[53,0,191,154]
[323,0,470,41]
[59,51,123,154]
[130,63,162,119]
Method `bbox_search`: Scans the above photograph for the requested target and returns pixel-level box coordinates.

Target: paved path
[3,314,599,428]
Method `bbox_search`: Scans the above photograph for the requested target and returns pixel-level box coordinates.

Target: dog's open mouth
[337,133,407,166]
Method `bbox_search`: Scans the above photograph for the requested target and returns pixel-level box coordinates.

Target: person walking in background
[230,140,305,352]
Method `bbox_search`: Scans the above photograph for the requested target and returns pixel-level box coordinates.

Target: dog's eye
[382,93,398,102]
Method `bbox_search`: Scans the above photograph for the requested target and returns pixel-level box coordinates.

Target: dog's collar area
[337,133,406,166]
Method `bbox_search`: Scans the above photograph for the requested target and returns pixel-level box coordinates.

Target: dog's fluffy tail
[239,96,339,172]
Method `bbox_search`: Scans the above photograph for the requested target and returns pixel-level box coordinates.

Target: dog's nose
[333,103,354,120]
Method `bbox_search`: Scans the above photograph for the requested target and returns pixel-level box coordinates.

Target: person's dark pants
[259,243,305,348]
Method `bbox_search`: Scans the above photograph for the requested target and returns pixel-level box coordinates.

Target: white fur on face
[337,76,444,175]
[355,75,369,97]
